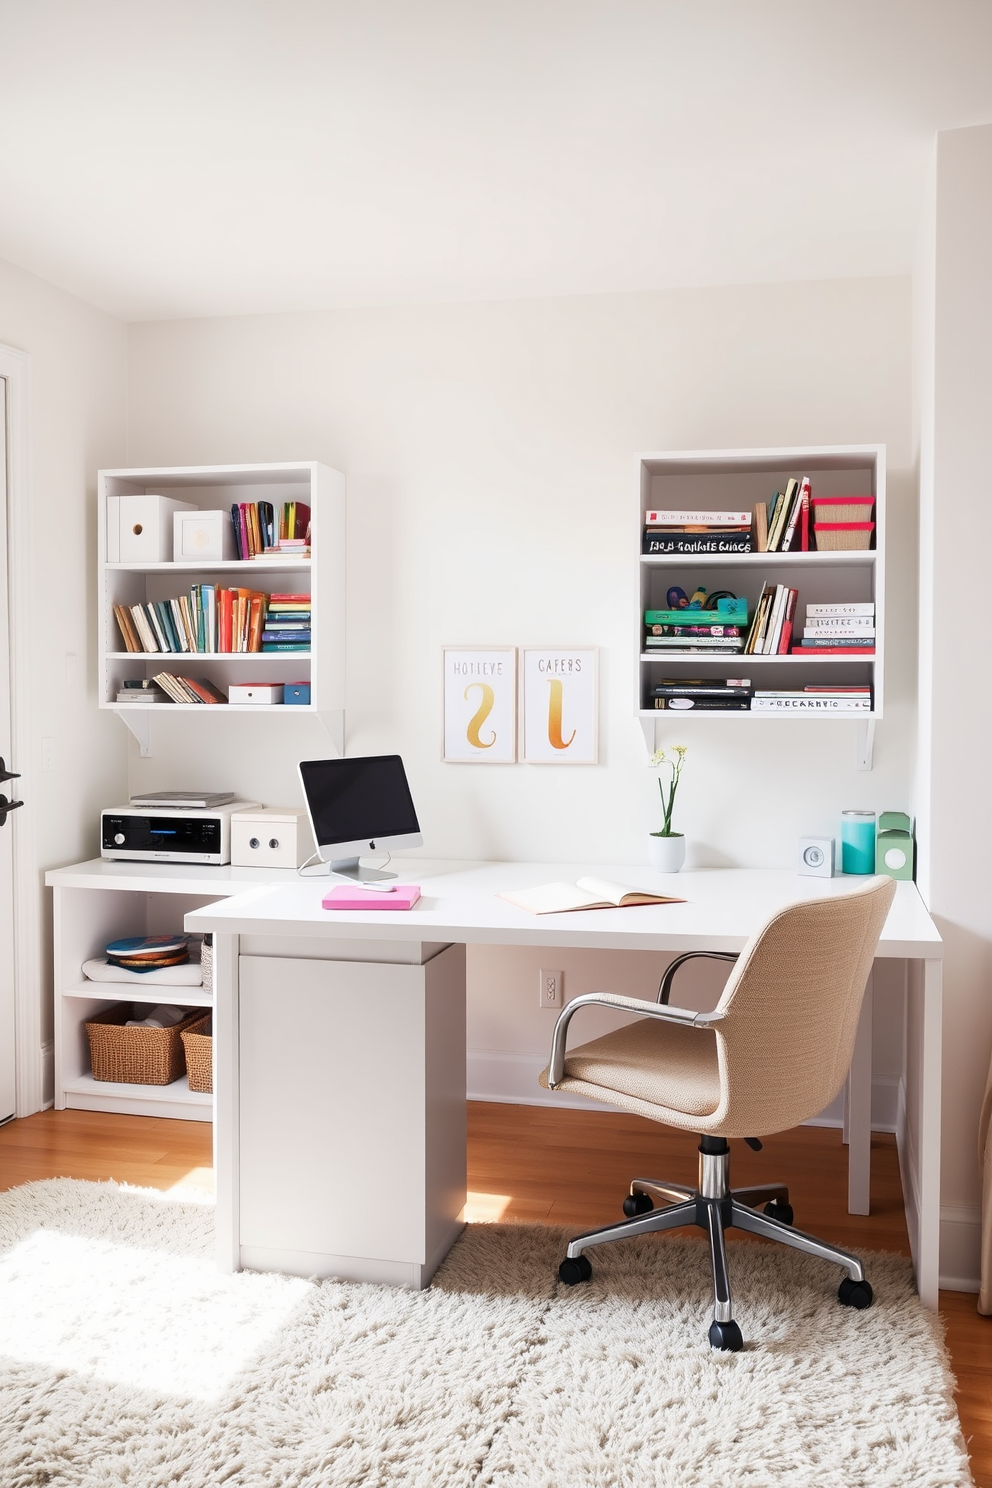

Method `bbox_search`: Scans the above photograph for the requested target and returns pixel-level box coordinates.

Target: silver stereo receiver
[101,801,262,864]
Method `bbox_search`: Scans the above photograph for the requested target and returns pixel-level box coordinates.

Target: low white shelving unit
[636,445,884,768]
[47,859,303,1121]
[98,461,345,756]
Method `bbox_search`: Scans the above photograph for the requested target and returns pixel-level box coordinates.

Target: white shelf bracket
[316,710,345,757]
[855,718,875,772]
[638,716,656,755]
[114,709,153,758]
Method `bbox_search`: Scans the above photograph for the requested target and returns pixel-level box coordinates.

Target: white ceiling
[1,0,991,323]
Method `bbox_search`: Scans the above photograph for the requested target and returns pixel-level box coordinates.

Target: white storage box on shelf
[98,461,345,756]
[230,807,314,868]
[228,682,284,705]
[108,495,196,563]
[173,509,238,562]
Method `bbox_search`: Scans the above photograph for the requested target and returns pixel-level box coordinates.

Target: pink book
[322,884,421,910]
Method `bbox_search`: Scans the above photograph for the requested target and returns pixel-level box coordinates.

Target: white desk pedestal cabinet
[215,934,466,1289]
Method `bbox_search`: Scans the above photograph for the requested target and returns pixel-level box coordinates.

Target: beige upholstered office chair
[541,875,896,1350]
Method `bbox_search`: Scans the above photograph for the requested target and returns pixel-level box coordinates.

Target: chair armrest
[547,991,722,1089]
[657,951,739,1004]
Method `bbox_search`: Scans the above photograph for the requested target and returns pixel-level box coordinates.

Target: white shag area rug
[0,1178,973,1488]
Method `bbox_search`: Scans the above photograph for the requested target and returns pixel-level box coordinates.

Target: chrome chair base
[558,1136,872,1350]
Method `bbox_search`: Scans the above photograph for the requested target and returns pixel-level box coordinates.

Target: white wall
[126,275,914,1113]
[916,123,992,1287]
[0,255,128,1101]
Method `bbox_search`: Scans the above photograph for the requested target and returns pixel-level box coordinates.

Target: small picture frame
[442,648,517,763]
[521,647,599,764]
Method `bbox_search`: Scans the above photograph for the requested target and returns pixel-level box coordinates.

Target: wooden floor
[2,1104,990,1482]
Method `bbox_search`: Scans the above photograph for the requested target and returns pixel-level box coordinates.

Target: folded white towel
[125,1004,187,1029]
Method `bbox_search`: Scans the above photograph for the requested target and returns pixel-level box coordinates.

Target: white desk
[184,861,943,1306]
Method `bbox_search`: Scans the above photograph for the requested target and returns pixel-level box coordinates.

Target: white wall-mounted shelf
[636,445,884,769]
[98,461,345,756]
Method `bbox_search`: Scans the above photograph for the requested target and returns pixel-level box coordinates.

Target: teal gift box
[875,811,915,880]
[284,682,311,705]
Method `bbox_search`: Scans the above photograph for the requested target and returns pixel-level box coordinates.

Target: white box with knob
[230,807,313,869]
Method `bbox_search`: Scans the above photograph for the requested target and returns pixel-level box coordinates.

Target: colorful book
[642,532,752,555]
[652,697,751,710]
[645,509,751,527]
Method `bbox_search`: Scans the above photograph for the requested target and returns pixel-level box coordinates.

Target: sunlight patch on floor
[462,1190,512,1222]
[0,1228,310,1400]
[168,1165,215,1195]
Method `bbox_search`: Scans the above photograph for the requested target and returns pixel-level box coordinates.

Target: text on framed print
[522,648,598,764]
[442,648,517,763]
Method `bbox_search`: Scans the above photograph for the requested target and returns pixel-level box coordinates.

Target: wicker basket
[181,1014,213,1094]
[813,522,875,552]
[84,1004,204,1085]
[810,497,874,525]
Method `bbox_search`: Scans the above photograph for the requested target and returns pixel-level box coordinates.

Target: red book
[183,677,226,704]
[777,588,799,654]
[219,588,233,653]
[790,646,875,656]
[268,593,311,603]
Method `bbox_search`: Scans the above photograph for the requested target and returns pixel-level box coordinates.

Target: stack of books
[115,682,170,704]
[643,599,748,656]
[151,673,228,705]
[231,500,311,560]
[649,678,753,711]
[642,509,753,555]
[750,687,872,714]
[262,593,311,652]
[114,587,269,655]
[791,602,876,655]
[254,537,311,560]
[744,584,799,654]
[753,477,810,553]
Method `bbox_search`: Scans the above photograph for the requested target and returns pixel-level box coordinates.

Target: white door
[0,379,17,1122]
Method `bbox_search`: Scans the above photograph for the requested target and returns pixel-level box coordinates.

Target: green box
[875,811,914,880]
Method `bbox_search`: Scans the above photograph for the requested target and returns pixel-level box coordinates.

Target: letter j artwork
[522,648,599,764]
[442,648,518,763]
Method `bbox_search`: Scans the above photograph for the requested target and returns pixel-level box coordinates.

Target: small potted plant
[648,745,687,872]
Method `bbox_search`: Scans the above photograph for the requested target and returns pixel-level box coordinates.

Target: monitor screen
[298,754,421,855]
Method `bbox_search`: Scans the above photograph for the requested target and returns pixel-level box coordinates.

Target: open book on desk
[498,876,685,915]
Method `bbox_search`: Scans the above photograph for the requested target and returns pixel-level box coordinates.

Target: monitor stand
[328,856,397,883]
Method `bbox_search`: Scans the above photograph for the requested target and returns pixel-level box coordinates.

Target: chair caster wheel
[559,1254,593,1286]
[623,1191,654,1218]
[708,1319,744,1352]
[763,1200,794,1226]
[838,1277,873,1309]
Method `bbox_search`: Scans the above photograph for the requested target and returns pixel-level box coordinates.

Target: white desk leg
[846,972,873,1216]
[915,957,943,1309]
[212,932,240,1273]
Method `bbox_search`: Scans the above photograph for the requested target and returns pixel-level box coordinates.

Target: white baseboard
[938,1204,982,1294]
[467,1051,627,1113]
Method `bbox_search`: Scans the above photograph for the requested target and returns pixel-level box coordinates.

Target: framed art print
[442,647,517,763]
[521,647,598,764]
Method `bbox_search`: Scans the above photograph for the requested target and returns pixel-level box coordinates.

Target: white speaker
[797,836,835,877]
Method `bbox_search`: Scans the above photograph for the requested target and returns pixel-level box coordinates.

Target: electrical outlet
[539,969,563,1009]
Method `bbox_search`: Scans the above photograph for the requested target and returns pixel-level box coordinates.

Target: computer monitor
[297,754,423,881]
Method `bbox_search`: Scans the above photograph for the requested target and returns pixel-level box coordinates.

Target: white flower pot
[647,833,686,873]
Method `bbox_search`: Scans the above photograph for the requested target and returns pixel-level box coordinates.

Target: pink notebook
[322,884,421,911]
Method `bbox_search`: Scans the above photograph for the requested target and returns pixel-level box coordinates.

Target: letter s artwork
[464,682,496,749]
[442,649,517,763]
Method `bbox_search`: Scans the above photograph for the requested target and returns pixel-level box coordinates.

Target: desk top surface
[150,859,941,958]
